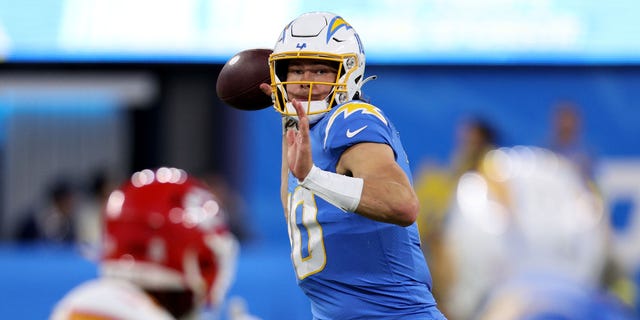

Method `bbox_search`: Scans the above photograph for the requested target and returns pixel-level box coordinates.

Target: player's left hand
[286,99,313,181]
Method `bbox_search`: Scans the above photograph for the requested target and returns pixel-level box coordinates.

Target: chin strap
[284,101,330,125]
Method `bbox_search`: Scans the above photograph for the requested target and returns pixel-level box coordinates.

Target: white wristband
[299,165,364,212]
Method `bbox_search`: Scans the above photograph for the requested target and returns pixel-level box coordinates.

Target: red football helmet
[101,167,238,317]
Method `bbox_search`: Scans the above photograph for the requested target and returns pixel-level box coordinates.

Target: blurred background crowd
[1,1,639,319]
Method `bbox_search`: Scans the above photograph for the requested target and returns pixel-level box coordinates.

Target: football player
[50,167,239,320]
[259,11,446,319]
[443,146,635,320]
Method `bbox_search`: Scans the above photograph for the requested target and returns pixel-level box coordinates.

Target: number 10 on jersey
[287,187,327,279]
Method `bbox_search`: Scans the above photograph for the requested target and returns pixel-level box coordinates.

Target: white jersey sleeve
[50,278,175,320]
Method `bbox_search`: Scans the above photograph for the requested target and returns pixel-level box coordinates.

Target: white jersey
[50,278,175,320]
[443,146,609,320]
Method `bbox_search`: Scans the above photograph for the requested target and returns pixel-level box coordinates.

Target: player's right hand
[259,83,272,97]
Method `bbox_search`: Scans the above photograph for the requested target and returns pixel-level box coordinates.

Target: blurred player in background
[259,11,446,319]
[414,116,499,316]
[443,146,636,320]
[450,117,498,179]
[546,100,596,182]
[50,167,241,320]
[16,177,78,243]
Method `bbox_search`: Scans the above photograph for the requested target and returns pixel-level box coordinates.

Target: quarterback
[261,11,446,319]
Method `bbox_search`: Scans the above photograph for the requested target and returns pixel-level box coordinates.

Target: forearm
[301,164,418,227]
[342,143,419,226]
[356,175,419,227]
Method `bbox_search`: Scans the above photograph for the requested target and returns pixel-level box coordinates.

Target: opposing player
[260,12,446,319]
[51,167,239,320]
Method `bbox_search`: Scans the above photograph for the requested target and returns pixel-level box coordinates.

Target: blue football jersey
[285,101,444,319]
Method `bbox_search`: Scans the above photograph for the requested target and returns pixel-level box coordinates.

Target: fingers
[259,83,272,96]
[285,128,296,147]
[291,99,309,135]
[291,99,306,120]
[287,99,313,180]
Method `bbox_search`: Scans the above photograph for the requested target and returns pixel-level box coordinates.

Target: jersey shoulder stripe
[323,102,388,149]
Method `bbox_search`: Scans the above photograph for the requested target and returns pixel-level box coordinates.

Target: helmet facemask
[271,53,361,124]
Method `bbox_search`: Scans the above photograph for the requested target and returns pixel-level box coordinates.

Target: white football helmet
[269,11,367,124]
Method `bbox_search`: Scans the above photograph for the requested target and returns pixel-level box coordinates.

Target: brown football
[216,48,273,111]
